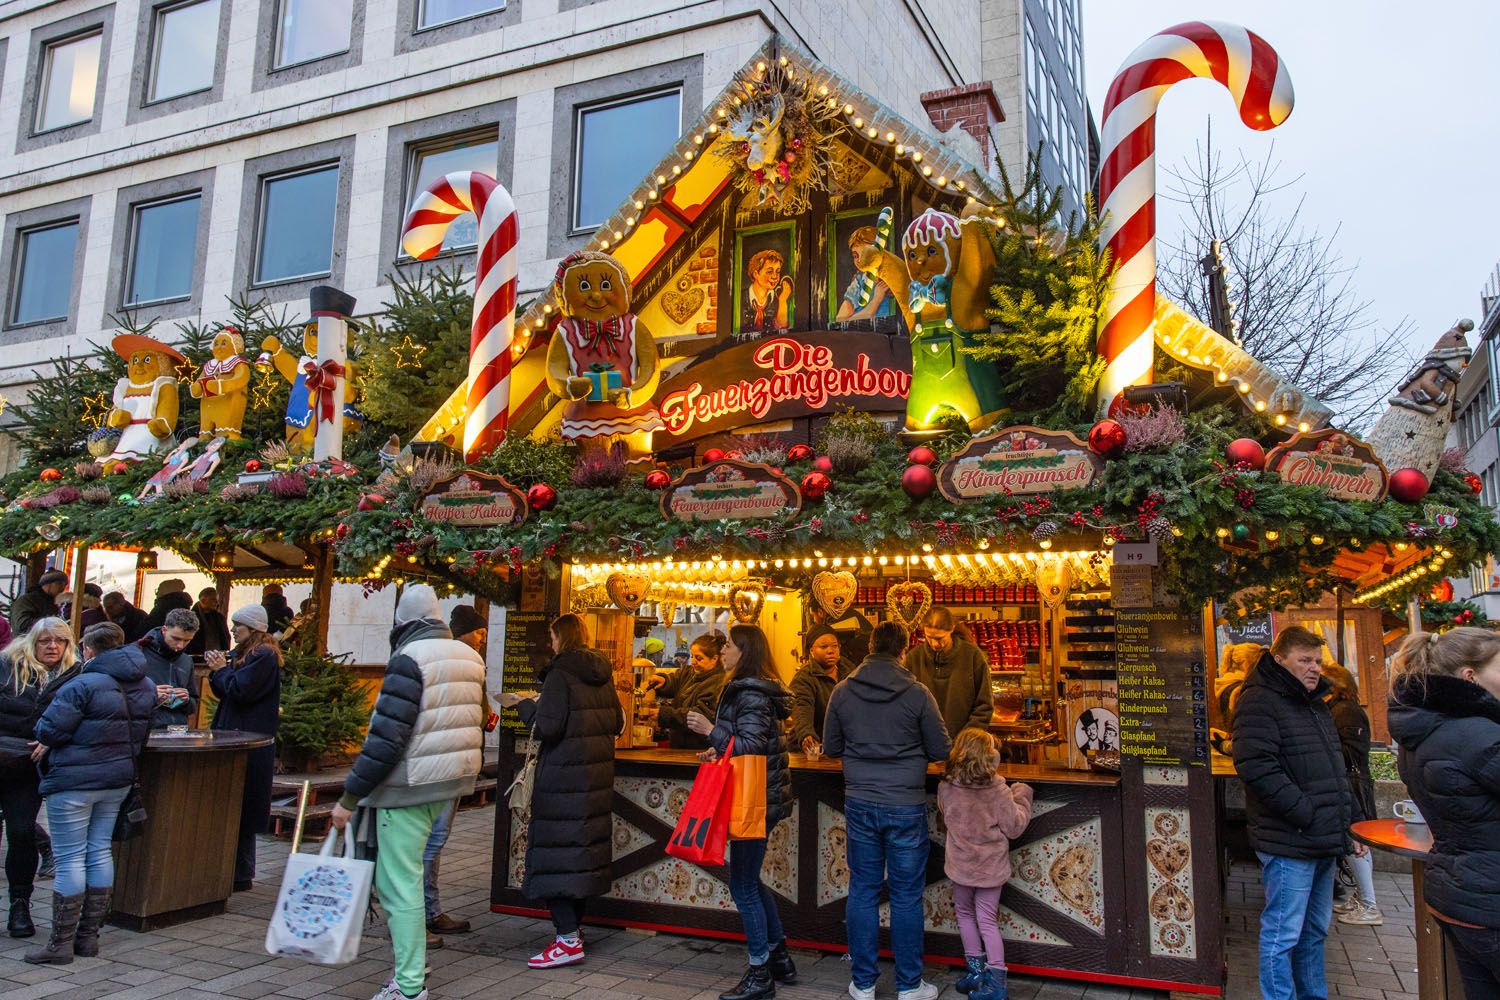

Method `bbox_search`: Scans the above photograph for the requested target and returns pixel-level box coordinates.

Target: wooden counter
[109,730,273,931]
[614,747,1121,785]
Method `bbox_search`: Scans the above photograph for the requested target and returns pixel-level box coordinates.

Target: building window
[275,0,353,69]
[404,133,499,253]
[255,165,339,284]
[35,32,102,133]
[419,0,504,29]
[572,89,681,232]
[126,194,202,305]
[10,221,80,325]
[148,0,220,103]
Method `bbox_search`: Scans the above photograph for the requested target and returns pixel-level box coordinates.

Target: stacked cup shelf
[1061,591,1116,679]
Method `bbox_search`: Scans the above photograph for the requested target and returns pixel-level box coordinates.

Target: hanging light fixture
[135,550,158,571]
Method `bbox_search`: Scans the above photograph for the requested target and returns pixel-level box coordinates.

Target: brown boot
[24,892,83,965]
[73,887,111,957]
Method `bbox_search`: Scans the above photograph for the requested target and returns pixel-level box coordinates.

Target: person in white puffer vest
[330,585,485,1000]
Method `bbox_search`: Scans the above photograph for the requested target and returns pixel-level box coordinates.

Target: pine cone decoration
[1031,521,1058,543]
[1146,516,1175,542]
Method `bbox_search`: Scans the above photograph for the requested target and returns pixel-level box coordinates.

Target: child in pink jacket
[937,729,1034,1000]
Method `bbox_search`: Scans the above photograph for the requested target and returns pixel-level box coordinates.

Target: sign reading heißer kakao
[420,471,528,527]
[1265,429,1388,503]
[939,426,1103,501]
[661,460,802,523]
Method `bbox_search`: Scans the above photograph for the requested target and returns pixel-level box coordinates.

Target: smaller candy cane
[401,171,519,460]
[1096,21,1294,414]
[852,207,895,310]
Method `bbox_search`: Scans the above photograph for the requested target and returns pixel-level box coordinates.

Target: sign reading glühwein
[420,471,527,527]
[662,460,801,523]
[939,426,1103,501]
[1265,429,1388,503]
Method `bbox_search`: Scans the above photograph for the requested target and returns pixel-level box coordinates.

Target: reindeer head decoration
[727,93,786,171]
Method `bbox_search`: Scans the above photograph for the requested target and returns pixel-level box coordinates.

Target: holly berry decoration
[800,471,832,501]
[526,483,558,512]
[643,469,671,491]
[901,464,936,500]
[786,443,815,463]
[701,448,726,464]
[1087,419,1127,459]
[1225,438,1266,471]
[244,459,262,473]
[813,455,833,474]
[39,468,62,482]
[355,493,388,512]
[1389,468,1431,504]
[1464,472,1483,495]
[907,445,938,467]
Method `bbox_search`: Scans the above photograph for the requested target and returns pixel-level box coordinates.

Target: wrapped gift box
[586,366,623,401]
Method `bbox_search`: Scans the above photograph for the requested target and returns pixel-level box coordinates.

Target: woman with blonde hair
[0,618,76,938]
[1389,627,1500,995]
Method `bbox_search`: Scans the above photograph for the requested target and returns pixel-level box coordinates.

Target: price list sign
[500,611,552,734]
[1115,609,1209,766]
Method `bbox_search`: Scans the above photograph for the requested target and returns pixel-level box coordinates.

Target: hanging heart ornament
[729,582,766,623]
[811,570,858,618]
[605,572,652,613]
[885,580,933,631]
[1036,560,1072,611]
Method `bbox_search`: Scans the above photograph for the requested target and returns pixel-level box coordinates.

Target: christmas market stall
[326,29,1500,996]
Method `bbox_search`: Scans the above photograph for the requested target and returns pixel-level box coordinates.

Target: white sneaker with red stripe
[528,937,585,969]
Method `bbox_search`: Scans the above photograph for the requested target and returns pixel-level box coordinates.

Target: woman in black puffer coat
[505,613,623,970]
[1388,627,1500,996]
[686,624,793,1000]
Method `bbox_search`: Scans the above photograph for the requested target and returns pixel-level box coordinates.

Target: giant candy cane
[1096,21,1294,414]
[401,172,519,460]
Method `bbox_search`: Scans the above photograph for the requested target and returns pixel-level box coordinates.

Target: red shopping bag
[666,737,735,866]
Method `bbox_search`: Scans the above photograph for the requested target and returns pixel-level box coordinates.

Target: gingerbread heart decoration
[1047,843,1098,913]
[1149,881,1194,923]
[811,570,857,618]
[729,582,766,623]
[885,580,933,631]
[605,572,652,613]
[1146,837,1190,881]
[661,276,706,325]
[1036,559,1072,611]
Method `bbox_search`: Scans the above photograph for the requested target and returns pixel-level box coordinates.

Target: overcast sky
[1082,2,1500,363]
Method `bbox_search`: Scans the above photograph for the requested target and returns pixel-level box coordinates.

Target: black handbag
[112,680,148,841]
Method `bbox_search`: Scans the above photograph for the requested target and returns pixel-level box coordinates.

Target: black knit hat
[804,624,841,654]
[450,604,487,639]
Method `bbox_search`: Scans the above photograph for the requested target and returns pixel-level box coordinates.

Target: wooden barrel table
[108,729,274,930]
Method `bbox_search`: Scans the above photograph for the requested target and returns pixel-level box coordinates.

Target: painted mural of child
[836,226,895,322]
[743,249,792,334]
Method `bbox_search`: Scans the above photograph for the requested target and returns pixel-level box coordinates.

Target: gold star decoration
[391,336,427,370]
[81,392,112,429]
[251,374,278,411]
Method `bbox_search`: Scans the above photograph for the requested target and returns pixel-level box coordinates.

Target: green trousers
[376,801,445,996]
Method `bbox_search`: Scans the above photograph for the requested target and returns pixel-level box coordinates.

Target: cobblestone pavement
[0,806,1421,999]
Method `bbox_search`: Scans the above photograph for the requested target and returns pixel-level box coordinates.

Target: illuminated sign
[939,426,1102,500]
[1266,430,1388,502]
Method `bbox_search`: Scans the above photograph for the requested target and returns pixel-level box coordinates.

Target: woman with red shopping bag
[686,624,793,1000]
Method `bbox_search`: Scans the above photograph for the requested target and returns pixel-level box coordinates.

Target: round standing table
[109,729,274,930]
[1350,819,1467,1000]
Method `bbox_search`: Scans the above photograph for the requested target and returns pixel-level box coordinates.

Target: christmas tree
[276,645,368,769]
[355,266,474,437]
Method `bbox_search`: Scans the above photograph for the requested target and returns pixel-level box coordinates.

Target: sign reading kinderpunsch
[662,460,801,523]
[1265,429,1388,503]
[939,426,1102,501]
[420,471,527,527]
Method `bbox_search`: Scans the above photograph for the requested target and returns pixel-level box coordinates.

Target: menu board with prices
[500,611,553,734]
[1115,609,1209,767]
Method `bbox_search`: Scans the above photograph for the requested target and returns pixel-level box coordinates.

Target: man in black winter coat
[1232,626,1355,1000]
[9,570,67,635]
[101,592,151,644]
[824,622,951,1000]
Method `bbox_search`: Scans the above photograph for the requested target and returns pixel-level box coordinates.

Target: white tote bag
[265,826,374,965]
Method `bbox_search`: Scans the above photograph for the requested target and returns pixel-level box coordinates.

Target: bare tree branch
[1158,130,1413,430]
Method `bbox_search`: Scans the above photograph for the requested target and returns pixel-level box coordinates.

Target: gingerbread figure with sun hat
[544,250,663,457]
[104,333,186,463]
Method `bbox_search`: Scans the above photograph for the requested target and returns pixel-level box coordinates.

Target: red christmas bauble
[356,493,387,511]
[111,463,129,476]
[800,471,832,500]
[902,464,937,500]
[526,483,558,511]
[907,446,938,467]
[1389,468,1430,503]
[1225,438,1266,471]
[1465,472,1483,495]
[1088,419,1127,459]
[244,459,261,473]
[786,443,815,463]
[813,456,833,473]
[39,468,62,482]
[701,448,726,464]
[643,470,671,491]
[335,523,350,540]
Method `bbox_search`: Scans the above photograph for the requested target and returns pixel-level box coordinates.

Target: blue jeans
[846,798,929,992]
[1257,852,1335,1000]
[47,787,129,898]
[728,837,784,965]
[422,799,458,920]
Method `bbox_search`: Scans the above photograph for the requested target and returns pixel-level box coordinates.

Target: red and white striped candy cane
[1096,21,1294,414]
[401,171,519,460]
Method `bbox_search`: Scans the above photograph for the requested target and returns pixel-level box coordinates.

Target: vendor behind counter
[790,625,854,752]
[647,633,727,750]
[904,606,995,740]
